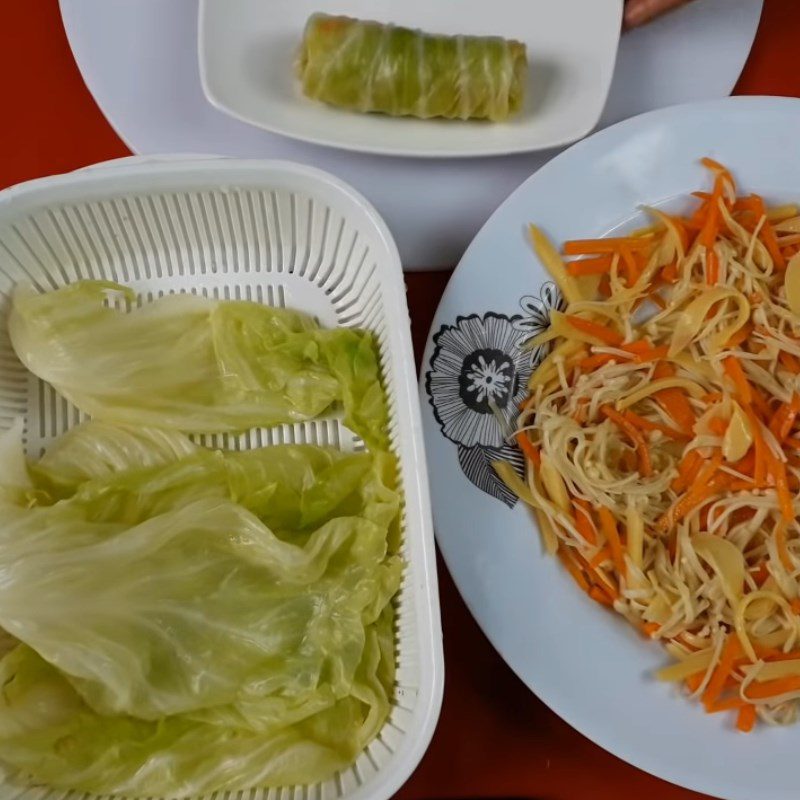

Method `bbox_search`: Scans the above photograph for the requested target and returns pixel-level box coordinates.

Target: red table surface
[2,2,800,798]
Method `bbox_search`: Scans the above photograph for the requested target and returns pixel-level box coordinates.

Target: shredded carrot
[572,498,597,545]
[557,549,590,593]
[779,350,800,374]
[619,245,641,285]
[588,585,615,607]
[750,195,786,270]
[775,522,794,569]
[736,704,757,732]
[685,672,704,693]
[620,342,670,363]
[589,547,611,569]
[672,450,704,492]
[565,315,623,346]
[515,431,541,468]
[652,362,696,434]
[752,561,770,586]
[623,409,688,441]
[745,676,800,700]
[706,249,719,285]
[706,696,749,714]
[563,237,653,256]
[660,262,679,283]
[566,255,613,277]
[661,453,724,529]
[597,506,626,578]
[726,323,753,349]
[770,393,800,442]
[745,407,769,486]
[709,417,728,436]
[723,357,753,405]
[600,405,652,477]
[698,174,724,249]
[703,633,742,710]
[642,622,660,638]
[701,157,736,191]
[579,353,619,371]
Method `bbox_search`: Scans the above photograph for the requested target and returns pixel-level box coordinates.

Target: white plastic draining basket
[0,156,444,800]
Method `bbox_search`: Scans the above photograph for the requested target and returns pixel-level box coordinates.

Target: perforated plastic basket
[0,156,443,800]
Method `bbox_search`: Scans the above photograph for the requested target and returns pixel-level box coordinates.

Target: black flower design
[514,282,563,366]
[427,313,531,449]
[425,287,562,507]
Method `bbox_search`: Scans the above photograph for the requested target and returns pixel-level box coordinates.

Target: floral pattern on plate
[425,283,561,507]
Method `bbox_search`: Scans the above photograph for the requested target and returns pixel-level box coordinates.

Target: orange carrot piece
[672,450,704,492]
[701,157,736,190]
[706,250,719,285]
[698,175,724,249]
[779,351,800,374]
[775,520,795,568]
[620,245,640,285]
[597,506,626,578]
[589,547,612,568]
[685,672,704,693]
[745,676,800,700]
[725,323,753,349]
[572,498,597,545]
[745,407,768,487]
[652,362,696,434]
[579,353,619,371]
[565,315,623,346]
[557,549,591,593]
[566,255,613,276]
[709,417,728,436]
[662,453,724,529]
[563,237,653,256]
[588,586,615,606]
[750,195,786,270]
[660,262,679,283]
[515,431,541,467]
[752,561,770,586]
[600,404,652,477]
[706,696,749,714]
[703,634,742,710]
[723,357,753,405]
[641,622,660,637]
[623,409,689,441]
[736,704,757,732]
[770,393,800,442]
[620,342,670,363]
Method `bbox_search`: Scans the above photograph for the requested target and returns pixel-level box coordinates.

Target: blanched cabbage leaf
[31,422,398,536]
[0,423,401,793]
[9,281,387,448]
[0,618,392,795]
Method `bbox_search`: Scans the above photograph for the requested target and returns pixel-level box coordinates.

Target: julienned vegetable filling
[504,160,800,733]
[0,283,401,793]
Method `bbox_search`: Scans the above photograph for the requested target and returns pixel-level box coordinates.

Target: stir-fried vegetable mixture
[504,159,800,732]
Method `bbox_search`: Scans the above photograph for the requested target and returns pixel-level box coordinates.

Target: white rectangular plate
[198,0,623,158]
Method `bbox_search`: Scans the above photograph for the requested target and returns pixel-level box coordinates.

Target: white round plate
[419,97,800,800]
[59,0,762,267]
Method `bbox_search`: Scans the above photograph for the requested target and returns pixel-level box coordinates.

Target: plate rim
[419,94,800,800]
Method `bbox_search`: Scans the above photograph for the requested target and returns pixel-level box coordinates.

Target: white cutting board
[59,0,762,268]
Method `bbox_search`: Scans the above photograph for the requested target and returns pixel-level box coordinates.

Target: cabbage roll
[297,13,527,122]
